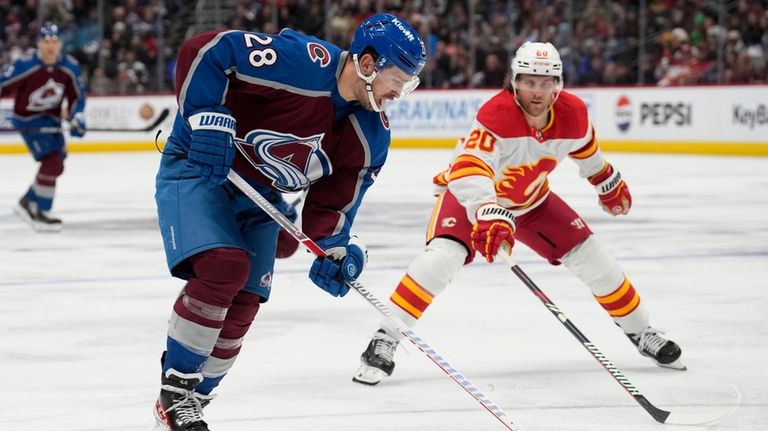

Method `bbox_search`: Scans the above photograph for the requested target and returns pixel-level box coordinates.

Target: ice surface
[0,150,765,430]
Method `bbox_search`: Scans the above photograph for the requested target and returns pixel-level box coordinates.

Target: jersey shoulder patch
[306,41,332,68]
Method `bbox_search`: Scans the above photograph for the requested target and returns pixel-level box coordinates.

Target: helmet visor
[374,63,421,99]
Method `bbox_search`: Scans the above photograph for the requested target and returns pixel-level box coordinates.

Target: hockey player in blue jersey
[0,22,87,232]
[152,14,425,430]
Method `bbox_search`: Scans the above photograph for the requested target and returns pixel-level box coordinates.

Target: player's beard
[520,95,553,118]
[354,80,375,111]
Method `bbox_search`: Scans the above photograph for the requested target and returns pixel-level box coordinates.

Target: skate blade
[657,358,687,371]
[13,205,62,233]
[352,363,387,386]
[33,222,63,233]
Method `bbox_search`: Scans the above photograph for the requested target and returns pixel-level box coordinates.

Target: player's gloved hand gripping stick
[226,169,524,431]
[308,235,367,297]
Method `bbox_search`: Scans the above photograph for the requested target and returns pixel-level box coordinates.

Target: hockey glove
[309,235,368,297]
[471,203,515,263]
[187,111,237,186]
[589,164,632,216]
[69,112,86,138]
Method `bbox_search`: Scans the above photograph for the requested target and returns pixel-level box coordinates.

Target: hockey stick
[0,108,170,133]
[227,169,523,431]
[498,251,735,426]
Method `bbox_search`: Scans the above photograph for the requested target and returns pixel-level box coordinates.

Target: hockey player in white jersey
[353,41,684,386]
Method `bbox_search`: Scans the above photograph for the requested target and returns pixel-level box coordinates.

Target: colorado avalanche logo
[26,78,65,112]
[238,129,331,192]
[259,272,272,290]
[307,42,331,68]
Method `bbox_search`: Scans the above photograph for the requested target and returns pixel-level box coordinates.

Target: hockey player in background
[152,14,425,431]
[353,41,685,386]
[0,22,87,232]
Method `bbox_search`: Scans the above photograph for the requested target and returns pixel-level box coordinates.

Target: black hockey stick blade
[90,107,171,132]
[0,108,171,133]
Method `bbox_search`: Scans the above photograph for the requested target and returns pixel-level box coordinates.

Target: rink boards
[2,85,767,156]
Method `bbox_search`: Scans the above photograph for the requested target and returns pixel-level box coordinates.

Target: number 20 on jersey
[462,129,497,152]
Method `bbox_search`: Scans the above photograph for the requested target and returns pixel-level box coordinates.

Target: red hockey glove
[471,203,515,263]
[589,164,632,216]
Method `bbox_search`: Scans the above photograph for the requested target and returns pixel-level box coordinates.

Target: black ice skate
[153,369,214,431]
[13,196,62,232]
[628,327,686,370]
[352,329,400,385]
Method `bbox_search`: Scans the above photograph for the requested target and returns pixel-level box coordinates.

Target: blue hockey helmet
[350,13,426,78]
[38,22,60,40]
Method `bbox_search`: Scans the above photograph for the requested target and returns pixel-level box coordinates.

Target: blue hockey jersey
[0,51,86,128]
[166,29,392,243]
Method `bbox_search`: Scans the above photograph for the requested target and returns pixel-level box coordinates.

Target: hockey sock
[32,152,64,211]
[164,248,250,375]
[382,237,466,336]
[197,290,261,394]
[560,236,649,334]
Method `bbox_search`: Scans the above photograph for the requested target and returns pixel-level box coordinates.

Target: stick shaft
[227,170,522,431]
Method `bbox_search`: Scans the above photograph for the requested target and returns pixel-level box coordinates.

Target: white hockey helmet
[510,41,563,84]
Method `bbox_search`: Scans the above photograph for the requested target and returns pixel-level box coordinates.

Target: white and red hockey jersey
[434,89,609,221]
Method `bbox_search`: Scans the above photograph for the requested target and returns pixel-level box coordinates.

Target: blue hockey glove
[187,111,237,185]
[69,112,86,138]
[309,235,367,297]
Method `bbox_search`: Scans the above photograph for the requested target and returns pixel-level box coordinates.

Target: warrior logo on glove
[589,163,632,216]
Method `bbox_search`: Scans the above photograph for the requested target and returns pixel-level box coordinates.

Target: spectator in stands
[2,0,766,92]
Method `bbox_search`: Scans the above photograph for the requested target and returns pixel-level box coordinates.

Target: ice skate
[628,327,686,370]
[353,329,400,385]
[14,196,62,233]
[153,369,214,431]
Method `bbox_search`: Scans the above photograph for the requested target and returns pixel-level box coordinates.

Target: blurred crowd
[1,0,766,95]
